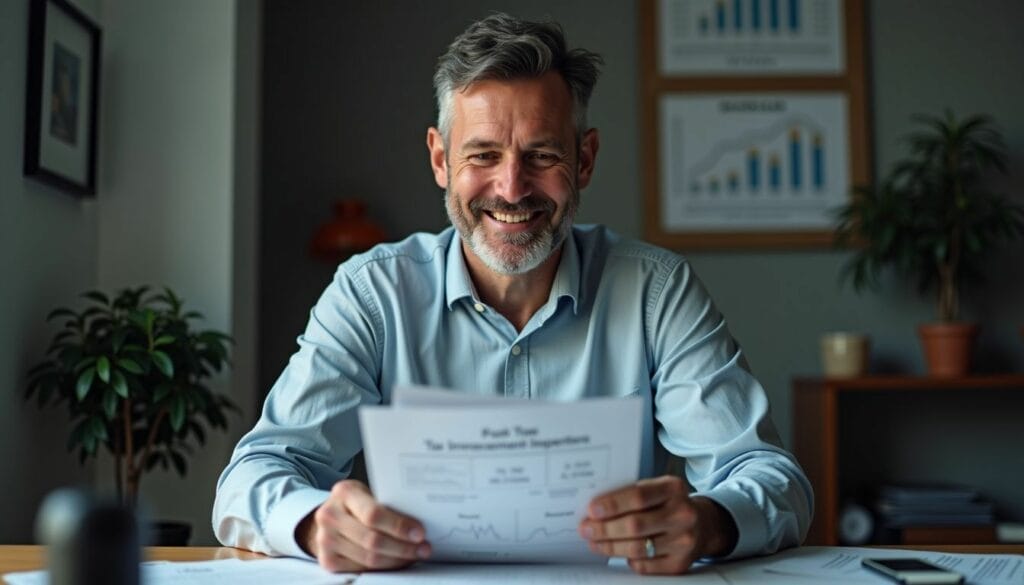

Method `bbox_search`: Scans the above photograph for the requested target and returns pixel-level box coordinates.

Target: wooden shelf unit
[792,374,1024,545]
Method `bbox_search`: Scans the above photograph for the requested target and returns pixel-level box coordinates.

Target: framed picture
[23,0,102,197]
[655,0,847,77]
[639,0,871,249]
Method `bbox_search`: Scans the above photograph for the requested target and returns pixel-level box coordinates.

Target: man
[213,13,812,576]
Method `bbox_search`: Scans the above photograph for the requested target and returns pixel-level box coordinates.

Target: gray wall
[258,1,1024,523]
[0,0,100,544]
[0,0,259,545]
[96,0,260,546]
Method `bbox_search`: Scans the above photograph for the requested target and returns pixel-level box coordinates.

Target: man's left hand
[577,475,738,575]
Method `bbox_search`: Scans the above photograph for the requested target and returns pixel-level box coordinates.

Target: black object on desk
[862,557,964,585]
[35,488,140,585]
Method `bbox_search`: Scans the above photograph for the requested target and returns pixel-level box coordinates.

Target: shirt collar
[444,227,581,314]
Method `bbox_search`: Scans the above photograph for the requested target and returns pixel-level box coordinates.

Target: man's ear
[426,127,448,189]
[576,128,600,189]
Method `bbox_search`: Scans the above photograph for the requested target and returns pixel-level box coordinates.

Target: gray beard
[445,189,577,275]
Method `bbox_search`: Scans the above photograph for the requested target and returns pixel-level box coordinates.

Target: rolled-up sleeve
[647,260,814,559]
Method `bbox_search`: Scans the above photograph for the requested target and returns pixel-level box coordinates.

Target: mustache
[468,195,556,217]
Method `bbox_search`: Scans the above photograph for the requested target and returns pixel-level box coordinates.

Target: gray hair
[433,13,603,144]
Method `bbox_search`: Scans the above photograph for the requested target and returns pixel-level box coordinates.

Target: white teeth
[491,211,531,224]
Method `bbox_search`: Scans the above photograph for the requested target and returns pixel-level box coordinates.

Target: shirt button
[511,345,522,356]
[473,303,485,313]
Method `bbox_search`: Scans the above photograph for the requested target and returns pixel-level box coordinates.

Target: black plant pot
[147,521,192,546]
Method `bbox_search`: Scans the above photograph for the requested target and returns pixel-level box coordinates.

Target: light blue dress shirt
[213,225,813,560]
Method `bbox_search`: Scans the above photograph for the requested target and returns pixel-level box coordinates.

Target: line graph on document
[430,508,580,547]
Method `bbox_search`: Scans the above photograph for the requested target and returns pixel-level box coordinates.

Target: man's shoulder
[342,228,455,275]
[573,224,687,273]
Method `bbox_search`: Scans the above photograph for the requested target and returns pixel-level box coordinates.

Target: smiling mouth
[486,210,538,224]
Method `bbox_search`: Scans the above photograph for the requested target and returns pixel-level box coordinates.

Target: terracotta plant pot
[917,322,978,378]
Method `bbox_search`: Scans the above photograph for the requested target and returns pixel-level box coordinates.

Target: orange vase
[917,322,978,378]
[310,199,386,263]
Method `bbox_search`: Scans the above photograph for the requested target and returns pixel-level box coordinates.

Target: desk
[2,545,1022,575]
[0,546,263,575]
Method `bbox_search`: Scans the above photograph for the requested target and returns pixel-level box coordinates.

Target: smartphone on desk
[862,557,964,585]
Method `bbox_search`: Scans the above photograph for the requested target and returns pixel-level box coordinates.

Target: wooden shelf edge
[793,374,1024,391]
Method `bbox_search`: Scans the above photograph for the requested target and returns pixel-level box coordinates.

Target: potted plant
[24,286,237,544]
[835,110,1024,377]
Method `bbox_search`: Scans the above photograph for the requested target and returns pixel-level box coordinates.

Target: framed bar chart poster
[640,0,870,249]
[658,0,845,76]
[660,93,848,232]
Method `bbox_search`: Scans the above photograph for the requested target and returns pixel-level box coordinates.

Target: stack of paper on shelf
[876,484,995,528]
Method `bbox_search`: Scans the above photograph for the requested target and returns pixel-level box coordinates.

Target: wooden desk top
[0,546,264,575]
[2,544,1022,576]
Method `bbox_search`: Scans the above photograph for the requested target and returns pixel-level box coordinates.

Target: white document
[759,546,1024,585]
[359,386,643,563]
[356,558,727,584]
[3,558,354,585]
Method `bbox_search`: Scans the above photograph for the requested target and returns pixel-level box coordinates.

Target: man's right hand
[297,479,431,572]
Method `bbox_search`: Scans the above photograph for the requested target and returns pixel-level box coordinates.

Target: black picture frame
[23,0,102,197]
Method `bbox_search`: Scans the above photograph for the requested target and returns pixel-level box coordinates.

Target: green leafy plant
[25,286,236,506]
[835,110,1024,322]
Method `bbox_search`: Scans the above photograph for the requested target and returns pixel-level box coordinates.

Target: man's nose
[494,158,531,203]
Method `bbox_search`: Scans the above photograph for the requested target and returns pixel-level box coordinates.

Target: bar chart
[695,0,803,36]
[658,0,844,75]
[659,93,849,231]
[687,124,826,196]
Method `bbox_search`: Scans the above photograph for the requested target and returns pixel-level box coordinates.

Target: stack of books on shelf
[876,484,996,544]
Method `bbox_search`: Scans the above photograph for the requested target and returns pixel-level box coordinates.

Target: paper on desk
[3,557,354,585]
[359,386,643,563]
[356,558,728,584]
[759,546,1024,585]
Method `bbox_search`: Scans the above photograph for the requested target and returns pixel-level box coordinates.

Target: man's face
[428,72,598,275]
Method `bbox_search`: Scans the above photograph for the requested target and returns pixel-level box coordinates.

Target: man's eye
[527,152,559,167]
[469,152,499,163]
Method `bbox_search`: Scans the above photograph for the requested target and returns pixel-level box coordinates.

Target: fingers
[335,481,427,544]
[316,529,417,572]
[586,475,689,520]
[584,521,701,575]
[580,503,696,541]
[313,479,431,572]
[586,532,695,561]
[581,476,695,541]
[579,475,705,576]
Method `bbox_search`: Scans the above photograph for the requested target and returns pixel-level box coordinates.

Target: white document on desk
[356,558,728,584]
[358,385,643,563]
[758,546,1024,585]
[3,558,354,585]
